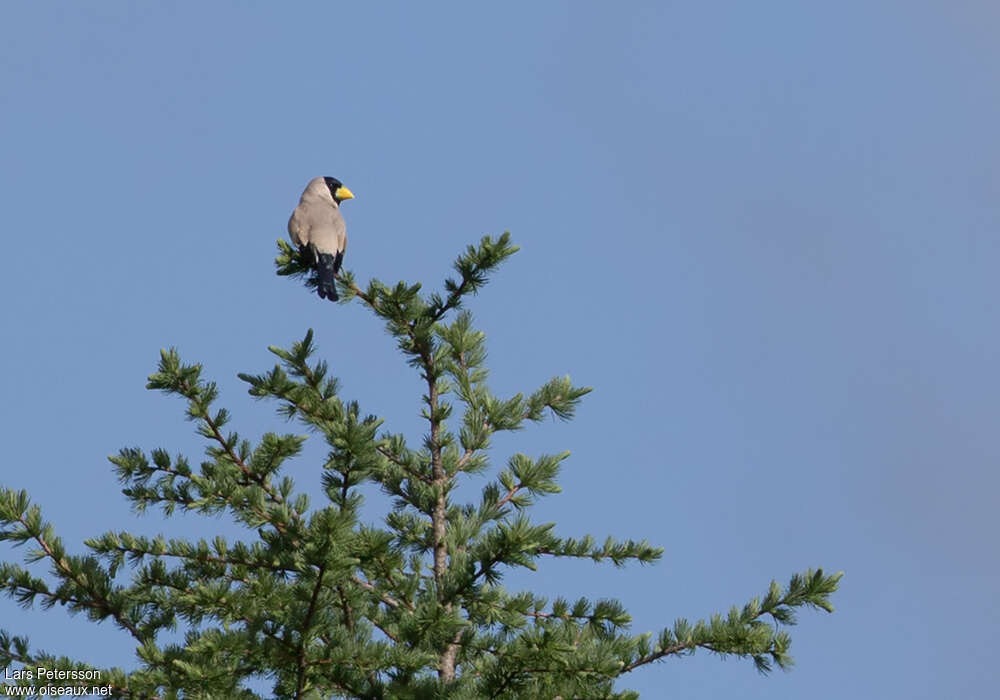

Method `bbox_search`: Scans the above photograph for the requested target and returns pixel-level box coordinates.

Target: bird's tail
[316,252,339,301]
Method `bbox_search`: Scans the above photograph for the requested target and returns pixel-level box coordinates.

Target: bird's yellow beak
[335,186,355,201]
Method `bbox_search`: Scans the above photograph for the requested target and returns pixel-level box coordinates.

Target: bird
[288,176,355,301]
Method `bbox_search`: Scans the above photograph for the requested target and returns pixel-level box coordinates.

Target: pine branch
[535,534,663,567]
[0,489,147,642]
[294,564,327,700]
[620,568,843,674]
[428,233,520,321]
[85,532,299,577]
[144,349,301,534]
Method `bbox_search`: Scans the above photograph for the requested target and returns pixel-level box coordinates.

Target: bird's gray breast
[293,199,346,254]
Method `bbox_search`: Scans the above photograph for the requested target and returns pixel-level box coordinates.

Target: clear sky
[1,2,998,698]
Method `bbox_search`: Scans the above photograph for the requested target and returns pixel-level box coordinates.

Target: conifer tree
[0,235,841,698]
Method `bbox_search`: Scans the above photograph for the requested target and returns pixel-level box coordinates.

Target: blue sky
[2,2,998,697]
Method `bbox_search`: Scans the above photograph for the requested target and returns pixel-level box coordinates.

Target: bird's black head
[324,176,355,204]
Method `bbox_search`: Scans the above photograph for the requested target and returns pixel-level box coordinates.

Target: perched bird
[288,176,355,301]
